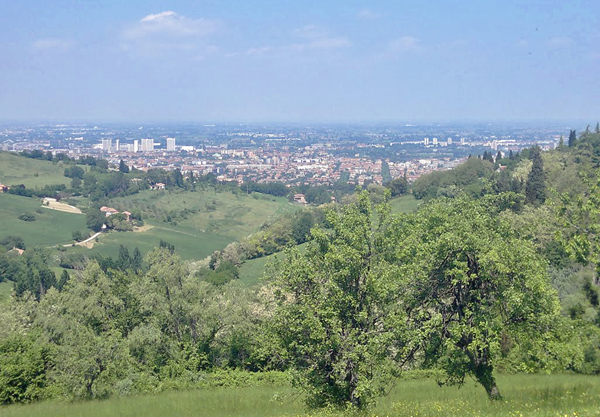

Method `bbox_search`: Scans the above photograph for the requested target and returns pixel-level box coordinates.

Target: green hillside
[83,221,234,261]
[389,194,420,213]
[0,281,12,303]
[0,152,69,188]
[0,193,87,248]
[109,189,298,241]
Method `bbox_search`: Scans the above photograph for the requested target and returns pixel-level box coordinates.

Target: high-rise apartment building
[141,138,154,152]
[166,137,176,152]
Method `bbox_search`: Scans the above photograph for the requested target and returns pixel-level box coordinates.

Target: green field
[110,189,298,242]
[239,243,308,287]
[0,281,12,303]
[77,189,299,260]
[0,193,87,248]
[389,194,420,213]
[1,374,598,417]
[83,221,234,260]
[0,152,69,188]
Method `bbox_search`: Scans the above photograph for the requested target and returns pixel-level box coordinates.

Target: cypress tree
[596,122,599,134]
[568,130,577,147]
[525,146,546,205]
[119,159,129,173]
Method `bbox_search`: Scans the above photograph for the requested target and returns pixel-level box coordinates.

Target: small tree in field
[268,192,412,409]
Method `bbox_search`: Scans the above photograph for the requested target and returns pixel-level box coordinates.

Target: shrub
[18,213,36,222]
[0,333,53,405]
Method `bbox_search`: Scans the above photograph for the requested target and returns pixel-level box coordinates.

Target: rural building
[150,182,166,190]
[100,206,119,217]
[294,193,307,204]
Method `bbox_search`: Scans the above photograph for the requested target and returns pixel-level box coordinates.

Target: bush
[0,333,53,405]
[18,213,36,222]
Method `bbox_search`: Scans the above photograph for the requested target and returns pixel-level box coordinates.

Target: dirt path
[42,198,82,214]
[63,226,105,248]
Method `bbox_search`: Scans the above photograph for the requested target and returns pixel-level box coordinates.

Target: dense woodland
[1,128,600,410]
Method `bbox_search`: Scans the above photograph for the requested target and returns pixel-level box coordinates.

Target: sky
[0,0,598,123]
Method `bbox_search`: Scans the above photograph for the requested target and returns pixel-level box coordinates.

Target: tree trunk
[474,361,502,401]
[465,346,502,401]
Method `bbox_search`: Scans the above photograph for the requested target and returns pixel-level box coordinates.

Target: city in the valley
[0,122,566,187]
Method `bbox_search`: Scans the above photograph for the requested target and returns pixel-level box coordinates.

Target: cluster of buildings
[96,141,467,187]
[99,138,176,154]
[100,206,132,220]
[0,123,567,189]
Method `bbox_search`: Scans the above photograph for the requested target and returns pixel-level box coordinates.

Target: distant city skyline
[1,0,598,123]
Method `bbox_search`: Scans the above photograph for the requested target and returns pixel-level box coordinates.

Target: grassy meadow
[110,189,298,242]
[389,194,420,214]
[1,374,598,417]
[78,189,300,260]
[0,152,69,188]
[0,281,12,303]
[83,221,234,260]
[0,193,87,248]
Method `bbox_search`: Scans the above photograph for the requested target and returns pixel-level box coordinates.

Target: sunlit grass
[2,374,599,417]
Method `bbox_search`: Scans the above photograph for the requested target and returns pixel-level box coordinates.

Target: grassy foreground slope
[0,152,68,188]
[0,193,87,248]
[2,374,598,417]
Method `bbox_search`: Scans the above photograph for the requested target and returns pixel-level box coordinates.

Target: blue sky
[1,0,598,123]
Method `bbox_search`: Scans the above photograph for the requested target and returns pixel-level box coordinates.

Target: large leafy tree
[557,169,600,283]
[268,192,412,409]
[395,197,560,399]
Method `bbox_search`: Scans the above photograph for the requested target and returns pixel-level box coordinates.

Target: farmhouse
[100,206,119,217]
[294,193,307,204]
[150,182,166,190]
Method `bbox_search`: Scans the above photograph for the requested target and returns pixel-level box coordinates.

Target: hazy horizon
[1,0,598,123]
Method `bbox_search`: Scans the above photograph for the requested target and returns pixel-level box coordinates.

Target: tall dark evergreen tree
[525,146,546,206]
[118,159,129,173]
[568,130,577,147]
[131,247,143,273]
[596,122,600,134]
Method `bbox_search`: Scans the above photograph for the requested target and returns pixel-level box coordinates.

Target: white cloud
[293,25,329,40]
[357,9,382,19]
[123,11,220,40]
[290,25,351,50]
[32,38,75,51]
[389,36,421,52]
[246,46,272,55]
[547,37,573,49]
